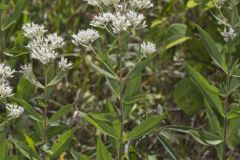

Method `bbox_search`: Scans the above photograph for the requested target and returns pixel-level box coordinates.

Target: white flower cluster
[221,27,237,42]
[0,63,15,99]
[6,103,24,118]
[90,11,146,34]
[84,0,120,7]
[72,29,100,46]
[129,0,153,9]
[23,23,65,65]
[141,41,156,56]
[77,0,153,40]
[22,23,46,39]
[58,58,73,71]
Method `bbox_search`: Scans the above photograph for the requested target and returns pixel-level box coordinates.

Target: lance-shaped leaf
[49,105,73,122]
[2,0,28,31]
[164,125,222,145]
[196,25,227,72]
[71,150,90,160]
[184,62,224,116]
[89,62,118,80]
[96,137,113,160]
[0,122,9,160]
[46,71,66,87]
[11,138,40,160]
[50,128,75,159]
[125,56,154,80]
[80,112,119,140]
[125,114,165,141]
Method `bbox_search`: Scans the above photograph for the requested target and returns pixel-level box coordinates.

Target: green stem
[0,12,3,61]
[118,34,124,160]
[222,46,232,160]
[43,65,49,159]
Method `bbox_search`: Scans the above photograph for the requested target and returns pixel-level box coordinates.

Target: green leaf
[17,76,34,100]
[205,101,222,136]
[89,112,117,122]
[2,0,28,31]
[96,137,113,160]
[196,25,227,72]
[23,134,39,158]
[126,115,165,141]
[165,125,222,145]
[164,23,190,49]
[0,3,7,11]
[0,122,8,160]
[23,71,45,89]
[80,112,119,140]
[50,128,75,159]
[6,156,21,160]
[46,71,66,87]
[0,139,7,160]
[71,150,90,160]
[11,138,39,160]
[156,135,178,160]
[174,78,204,115]
[89,62,118,80]
[49,105,73,122]
[184,62,224,116]
[125,56,154,80]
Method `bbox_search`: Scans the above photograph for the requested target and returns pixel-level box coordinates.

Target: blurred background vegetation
[1,0,240,159]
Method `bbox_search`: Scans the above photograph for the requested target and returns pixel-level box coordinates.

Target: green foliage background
[1,0,240,159]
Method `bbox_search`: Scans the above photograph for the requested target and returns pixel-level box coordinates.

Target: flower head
[20,64,33,78]
[58,58,73,70]
[6,103,24,118]
[111,12,131,33]
[0,63,15,79]
[0,82,13,98]
[84,0,120,6]
[127,11,146,28]
[72,29,100,46]
[90,12,114,28]
[22,23,47,39]
[26,34,64,64]
[141,41,156,56]
[221,27,237,42]
[129,0,154,9]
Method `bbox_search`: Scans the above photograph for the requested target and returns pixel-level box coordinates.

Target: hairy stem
[118,34,124,160]
[43,66,49,159]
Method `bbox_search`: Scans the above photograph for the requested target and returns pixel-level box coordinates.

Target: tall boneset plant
[72,0,164,159]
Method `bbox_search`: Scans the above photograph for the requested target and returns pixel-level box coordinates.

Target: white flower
[46,33,65,49]
[84,0,120,6]
[102,0,120,6]
[0,63,15,79]
[20,64,32,78]
[23,22,47,39]
[84,0,101,6]
[129,0,154,9]
[28,37,59,64]
[141,41,156,56]
[111,12,131,33]
[221,27,237,42]
[0,82,13,98]
[27,33,64,64]
[72,29,100,46]
[90,12,114,28]
[127,11,146,28]
[6,103,24,118]
[58,58,73,70]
